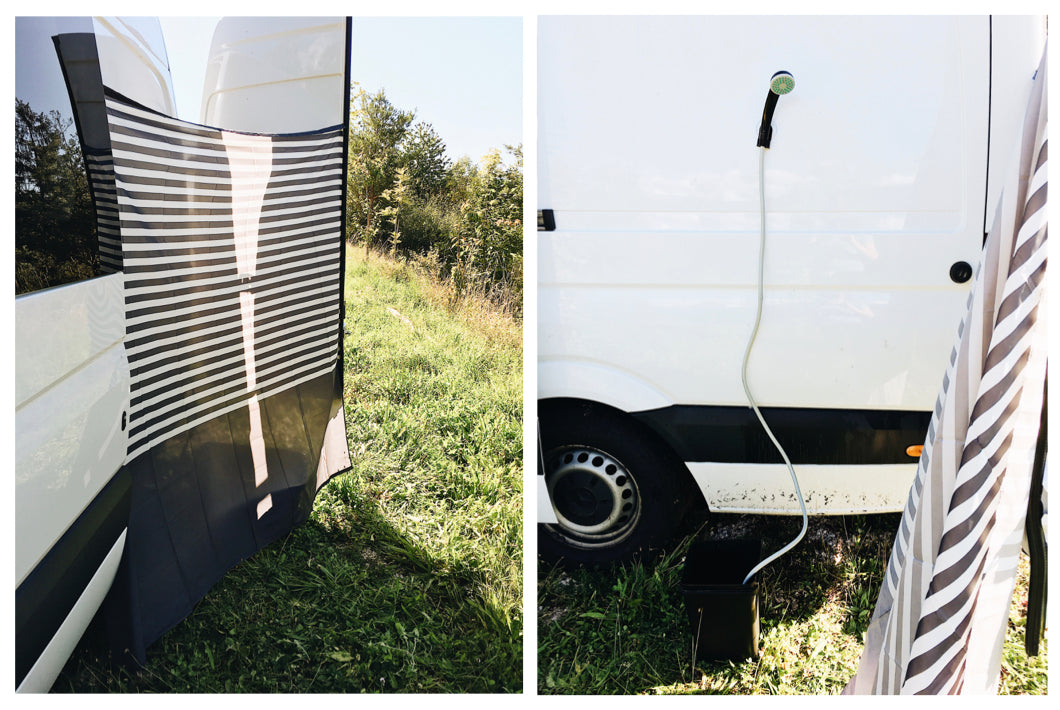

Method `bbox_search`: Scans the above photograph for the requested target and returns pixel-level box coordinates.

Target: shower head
[769,71,795,96]
[757,71,795,149]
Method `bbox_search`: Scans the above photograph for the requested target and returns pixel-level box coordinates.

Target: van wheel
[538,401,694,565]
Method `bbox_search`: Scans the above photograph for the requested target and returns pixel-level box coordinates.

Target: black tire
[538,399,697,565]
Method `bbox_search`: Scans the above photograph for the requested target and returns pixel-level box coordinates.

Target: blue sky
[160,16,522,164]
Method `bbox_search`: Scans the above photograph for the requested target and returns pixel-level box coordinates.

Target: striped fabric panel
[857,170,1000,693]
[845,50,1048,697]
[84,151,122,273]
[104,90,346,463]
[901,117,1048,694]
[871,244,995,694]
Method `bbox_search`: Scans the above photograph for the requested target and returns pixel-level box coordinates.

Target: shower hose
[739,146,808,585]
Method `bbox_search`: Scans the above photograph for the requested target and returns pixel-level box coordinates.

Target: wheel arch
[537,360,674,413]
[538,397,707,515]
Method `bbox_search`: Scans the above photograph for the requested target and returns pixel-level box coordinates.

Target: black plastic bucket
[680,539,762,662]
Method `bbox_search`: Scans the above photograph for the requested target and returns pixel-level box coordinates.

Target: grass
[56,245,522,693]
[538,510,1047,695]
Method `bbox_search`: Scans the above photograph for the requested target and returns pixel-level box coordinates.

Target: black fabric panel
[259,387,317,531]
[125,432,207,646]
[114,370,343,661]
[1024,376,1047,656]
[189,414,263,560]
[300,364,344,462]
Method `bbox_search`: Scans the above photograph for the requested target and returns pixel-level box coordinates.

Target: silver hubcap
[546,446,640,546]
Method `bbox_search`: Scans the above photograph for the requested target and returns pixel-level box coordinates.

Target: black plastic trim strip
[15,466,132,688]
[538,209,556,232]
[983,15,993,245]
[631,404,932,465]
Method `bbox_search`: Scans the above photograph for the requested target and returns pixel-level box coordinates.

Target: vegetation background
[345,86,523,316]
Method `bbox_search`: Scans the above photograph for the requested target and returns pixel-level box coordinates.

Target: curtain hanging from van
[41,18,352,669]
[101,85,351,660]
[105,88,346,461]
[844,48,1047,695]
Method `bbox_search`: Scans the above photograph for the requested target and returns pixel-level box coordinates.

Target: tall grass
[538,511,1047,695]
[56,245,522,693]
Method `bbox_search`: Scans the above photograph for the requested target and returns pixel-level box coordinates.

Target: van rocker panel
[632,404,931,466]
[688,462,917,515]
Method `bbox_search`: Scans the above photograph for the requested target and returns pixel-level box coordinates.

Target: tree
[400,122,452,200]
[443,155,476,208]
[346,87,414,247]
[14,99,97,294]
[456,145,523,292]
[342,88,523,311]
[378,166,412,253]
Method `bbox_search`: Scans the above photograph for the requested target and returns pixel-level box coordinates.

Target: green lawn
[57,246,522,693]
[538,511,1047,695]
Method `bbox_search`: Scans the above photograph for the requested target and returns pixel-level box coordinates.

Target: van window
[15,17,103,295]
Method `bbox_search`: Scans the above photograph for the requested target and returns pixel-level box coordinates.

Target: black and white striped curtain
[106,88,345,461]
[845,47,1048,695]
[71,73,354,662]
[42,17,352,667]
[85,150,122,273]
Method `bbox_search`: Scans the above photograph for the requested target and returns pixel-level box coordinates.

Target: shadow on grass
[537,510,902,694]
[707,512,901,631]
[56,470,520,694]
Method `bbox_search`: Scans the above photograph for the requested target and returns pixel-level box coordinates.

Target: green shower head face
[770,71,795,95]
[757,70,795,148]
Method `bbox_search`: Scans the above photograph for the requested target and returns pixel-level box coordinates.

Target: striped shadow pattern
[104,89,346,463]
[84,150,122,272]
[845,49,1048,695]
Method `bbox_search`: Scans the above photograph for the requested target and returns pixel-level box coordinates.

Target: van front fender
[538,360,673,414]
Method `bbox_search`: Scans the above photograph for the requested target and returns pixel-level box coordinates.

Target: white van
[15,16,348,691]
[536,15,1047,563]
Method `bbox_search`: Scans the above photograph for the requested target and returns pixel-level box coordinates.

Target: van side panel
[15,274,130,689]
[91,17,176,116]
[538,16,989,416]
[985,15,1050,228]
[688,463,919,515]
[16,532,127,694]
[538,361,672,413]
[536,17,1029,521]
[15,273,130,587]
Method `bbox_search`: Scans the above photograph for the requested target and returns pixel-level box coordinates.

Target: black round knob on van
[949,261,973,284]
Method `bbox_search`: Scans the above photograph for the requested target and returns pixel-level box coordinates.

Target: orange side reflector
[906,445,924,458]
